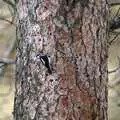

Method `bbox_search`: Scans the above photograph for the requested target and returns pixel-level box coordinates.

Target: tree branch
[0,58,15,65]
[108,56,120,74]
[109,33,120,45]
[2,0,15,10]
[110,3,120,6]
[0,16,16,26]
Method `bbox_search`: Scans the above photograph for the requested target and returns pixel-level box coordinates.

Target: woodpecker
[36,54,52,74]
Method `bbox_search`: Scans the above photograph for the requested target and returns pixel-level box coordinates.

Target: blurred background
[0,0,15,120]
[0,0,120,120]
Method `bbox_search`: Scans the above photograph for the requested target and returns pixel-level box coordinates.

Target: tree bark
[14,0,109,120]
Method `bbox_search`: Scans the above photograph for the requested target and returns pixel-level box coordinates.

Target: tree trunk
[14,0,108,120]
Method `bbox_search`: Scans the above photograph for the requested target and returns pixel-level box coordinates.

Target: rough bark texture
[14,0,108,120]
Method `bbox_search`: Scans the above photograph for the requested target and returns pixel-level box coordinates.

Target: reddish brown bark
[14,0,108,120]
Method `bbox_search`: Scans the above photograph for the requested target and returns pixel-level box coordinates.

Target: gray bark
[14,0,109,120]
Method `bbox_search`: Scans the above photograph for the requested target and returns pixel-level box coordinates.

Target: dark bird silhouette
[37,54,52,74]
